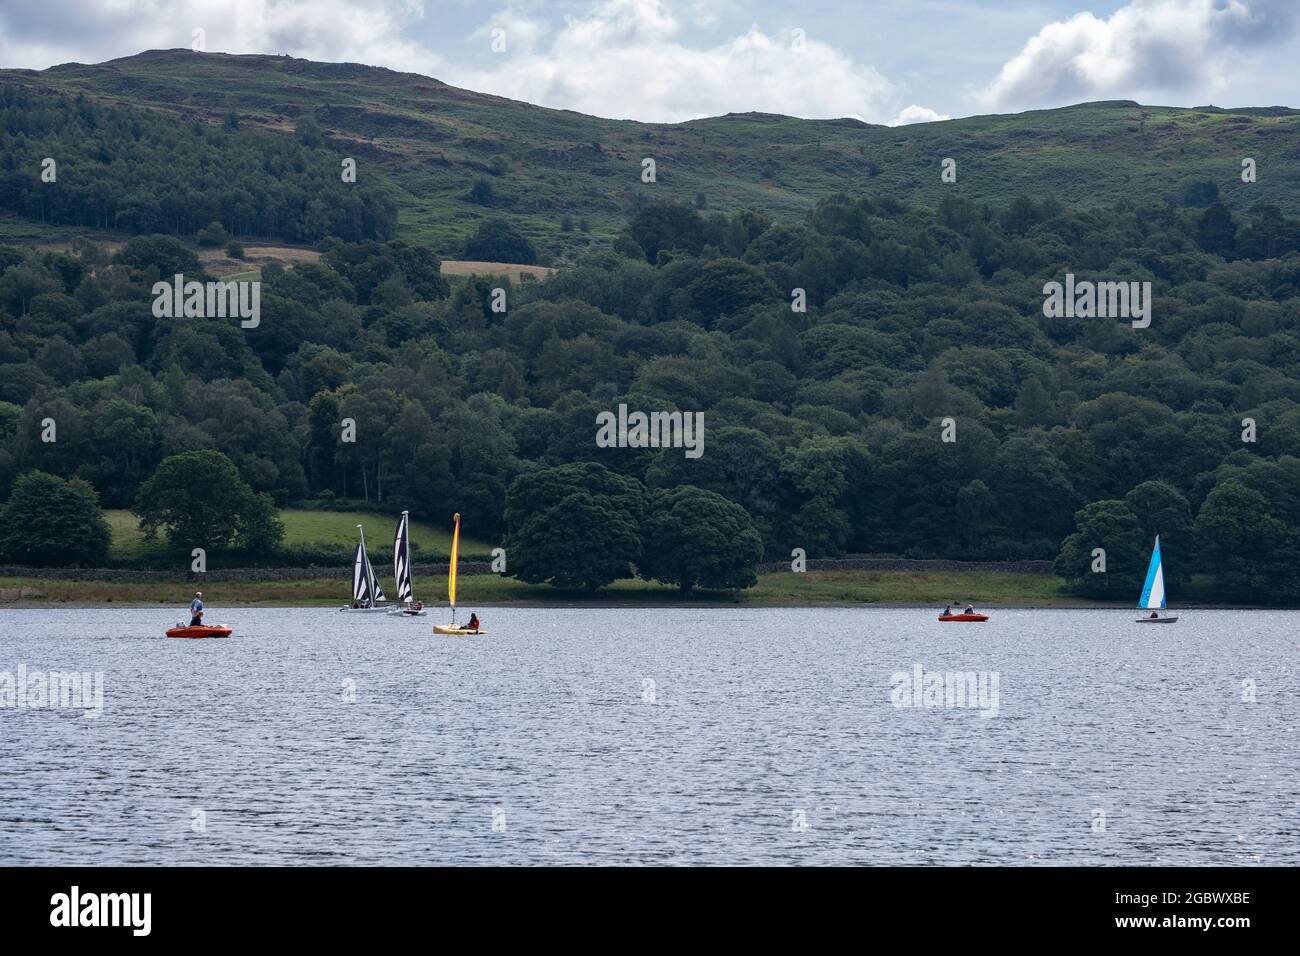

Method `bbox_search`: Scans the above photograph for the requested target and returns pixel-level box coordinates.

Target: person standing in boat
[189,591,205,626]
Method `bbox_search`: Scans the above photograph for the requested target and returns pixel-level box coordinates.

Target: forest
[0,84,397,242]
[2,181,1300,600]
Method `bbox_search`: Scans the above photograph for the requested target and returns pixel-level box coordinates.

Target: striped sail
[352,542,372,604]
[394,511,413,604]
[1138,535,1166,610]
[352,525,385,605]
[366,546,386,604]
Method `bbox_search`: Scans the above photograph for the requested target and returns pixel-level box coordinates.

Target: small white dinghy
[1135,535,1179,623]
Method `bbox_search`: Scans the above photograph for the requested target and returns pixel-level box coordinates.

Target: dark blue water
[1,607,1295,864]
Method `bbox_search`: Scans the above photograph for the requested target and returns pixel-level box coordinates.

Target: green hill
[3,49,1298,259]
[3,49,1300,605]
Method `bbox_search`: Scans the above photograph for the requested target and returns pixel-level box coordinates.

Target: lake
[0,607,1295,865]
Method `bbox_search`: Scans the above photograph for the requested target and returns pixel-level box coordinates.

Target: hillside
[1,49,1300,605]
[2,49,1299,259]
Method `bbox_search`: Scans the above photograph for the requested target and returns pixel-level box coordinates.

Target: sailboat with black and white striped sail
[340,524,389,612]
[1135,535,1178,623]
[388,511,426,616]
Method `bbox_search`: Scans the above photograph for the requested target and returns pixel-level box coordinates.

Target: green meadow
[103,509,495,564]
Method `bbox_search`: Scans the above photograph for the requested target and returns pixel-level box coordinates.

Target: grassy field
[439,260,555,282]
[29,237,557,284]
[0,568,1103,608]
[104,509,495,562]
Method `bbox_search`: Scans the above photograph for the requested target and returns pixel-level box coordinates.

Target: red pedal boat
[166,625,233,639]
[938,613,989,622]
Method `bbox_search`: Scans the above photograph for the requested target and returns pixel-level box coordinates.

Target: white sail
[394,511,413,604]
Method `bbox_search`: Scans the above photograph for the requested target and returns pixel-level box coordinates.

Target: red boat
[938,613,989,622]
[166,625,233,639]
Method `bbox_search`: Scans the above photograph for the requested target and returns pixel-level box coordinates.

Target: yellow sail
[448,512,460,611]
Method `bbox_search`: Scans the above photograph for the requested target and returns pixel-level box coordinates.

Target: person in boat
[943,605,953,616]
[1150,610,1159,619]
[466,612,480,632]
[189,591,204,627]
[964,604,975,615]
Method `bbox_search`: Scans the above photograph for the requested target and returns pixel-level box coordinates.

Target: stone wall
[757,558,1053,574]
[0,563,492,582]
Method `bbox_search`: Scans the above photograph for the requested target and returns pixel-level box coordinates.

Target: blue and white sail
[1138,535,1166,610]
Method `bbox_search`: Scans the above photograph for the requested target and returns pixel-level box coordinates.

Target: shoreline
[1,598,1285,611]
[0,568,1270,609]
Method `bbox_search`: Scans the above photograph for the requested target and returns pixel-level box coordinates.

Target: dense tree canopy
[462,218,538,265]
[0,470,110,566]
[503,463,644,590]
[639,485,764,593]
[3,187,1300,598]
[133,450,284,553]
[0,85,397,242]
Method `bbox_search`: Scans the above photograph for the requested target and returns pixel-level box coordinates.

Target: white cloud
[0,0,442,75]
[891,104,950,126]
[471,8,550,55]
[977,0,1296,111]
[447,0,898,122]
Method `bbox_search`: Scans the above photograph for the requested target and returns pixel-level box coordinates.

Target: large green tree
[639,485,763,594]
[0,470,110,567]
[462,218,538,265]
[1194,480,1295,602]
[503,463,645,591]
[133,450,284,553]
[1054,499,1147,598]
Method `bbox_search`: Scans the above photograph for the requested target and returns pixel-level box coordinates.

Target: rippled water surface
[1,607,1295,865]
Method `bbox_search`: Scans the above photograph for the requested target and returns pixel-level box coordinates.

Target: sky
[0,0,1297,125]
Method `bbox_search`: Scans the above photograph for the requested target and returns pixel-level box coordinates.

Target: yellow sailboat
[433,513,486,635]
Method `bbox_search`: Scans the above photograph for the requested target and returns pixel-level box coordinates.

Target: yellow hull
[433,625,486,635]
